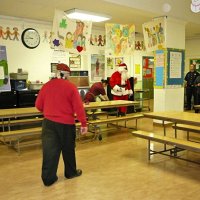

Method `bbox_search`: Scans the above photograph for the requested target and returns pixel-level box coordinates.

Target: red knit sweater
[35,78,87,127]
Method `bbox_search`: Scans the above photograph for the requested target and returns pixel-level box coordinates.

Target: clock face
[21,28,40,49]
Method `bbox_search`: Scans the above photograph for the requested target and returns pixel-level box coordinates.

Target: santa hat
[56,63,70,73]
[118,63,127,72]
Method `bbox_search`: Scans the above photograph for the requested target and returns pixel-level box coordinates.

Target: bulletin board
[190,58,200,73]
[154,50,165,88]
[167,48,185,85]
[0,46,11,91]
[142,56,154,78]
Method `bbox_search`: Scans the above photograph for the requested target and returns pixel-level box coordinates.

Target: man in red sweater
[35,63,87,186]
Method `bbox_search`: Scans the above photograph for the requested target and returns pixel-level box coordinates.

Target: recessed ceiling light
[65,8,111,22]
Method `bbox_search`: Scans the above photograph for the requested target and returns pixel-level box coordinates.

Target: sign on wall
[0,46,11,91]
[154,50,165,88]
[167,48,185,85]
[91,54,105,82]
[190,58,200,72]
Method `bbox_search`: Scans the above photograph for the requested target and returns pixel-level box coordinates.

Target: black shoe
[66,169,82,179]
[118,112,126,116]
[43,176,58,186]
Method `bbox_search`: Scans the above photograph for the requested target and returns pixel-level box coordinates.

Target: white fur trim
[118,66,125,73]
[111,89,129,96]
[113,85,121,92]
[129,89,133,95]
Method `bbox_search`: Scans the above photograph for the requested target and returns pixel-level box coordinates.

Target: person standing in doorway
[184,64,199,110]
[35,63,88,186]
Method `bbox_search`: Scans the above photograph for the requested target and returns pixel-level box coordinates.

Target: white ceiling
[1,0,200,39]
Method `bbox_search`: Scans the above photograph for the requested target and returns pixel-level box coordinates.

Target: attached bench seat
[132,130,200,164]
[86,110,118,120]
[0,122,86,154]
[0,117,43,131]
[0,127,42,154]
[88,114,143,125]
[88,114,144,141]
[172,124,200,139]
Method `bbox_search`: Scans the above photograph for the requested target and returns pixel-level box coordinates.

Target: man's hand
[80,126,88,135]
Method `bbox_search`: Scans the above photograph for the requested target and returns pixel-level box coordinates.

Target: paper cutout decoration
[143,18,166,52]
[105,23,135,56]
[50,9,92,54]
[77,46,83,52]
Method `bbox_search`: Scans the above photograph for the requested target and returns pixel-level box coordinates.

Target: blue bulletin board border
[167,48,185,85]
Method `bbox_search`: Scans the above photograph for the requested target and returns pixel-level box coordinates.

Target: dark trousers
[186,87,197,109]
[41,119,77,185]
[196,87,200,105]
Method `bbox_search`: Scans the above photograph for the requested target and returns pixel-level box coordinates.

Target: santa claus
[109,63,133,116]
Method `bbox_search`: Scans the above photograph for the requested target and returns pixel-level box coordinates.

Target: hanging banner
[105,23,135,56]
[0,46,11,91]
[143,17,166,52]
[50,9,92,54]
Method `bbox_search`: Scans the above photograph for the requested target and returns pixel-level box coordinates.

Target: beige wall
[185,38,200,75]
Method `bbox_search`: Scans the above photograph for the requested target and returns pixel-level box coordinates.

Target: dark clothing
[41,119,77,185]
[186,87,197,109]
[84,92,96,102]
[184,71,199,87]
[194,75,200,105]
[84,82,106,102]
[184,71,199,109]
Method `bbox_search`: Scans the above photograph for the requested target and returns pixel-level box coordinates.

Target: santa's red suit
[109,63,133,115]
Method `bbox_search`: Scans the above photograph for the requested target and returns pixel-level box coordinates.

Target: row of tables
[0,100,139,120]
[144,111,200,127]
[1,101,200,127]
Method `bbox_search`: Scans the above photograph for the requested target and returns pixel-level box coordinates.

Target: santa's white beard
[121,71,130,85]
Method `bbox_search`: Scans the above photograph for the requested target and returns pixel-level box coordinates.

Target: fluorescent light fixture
[65,8,111,22]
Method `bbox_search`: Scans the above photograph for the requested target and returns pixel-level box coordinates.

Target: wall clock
[21,28,40,49]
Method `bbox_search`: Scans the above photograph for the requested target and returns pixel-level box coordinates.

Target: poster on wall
[142,56,154,78]
[0,46,11,91]
[142,17,166,52]
[106,57,115,77]
[154,50,165,88]
[190,58,200,72]
[51,49,67,63]
[91,54,105,82]
[69,53,81,68]
[167,48,184,85]
[50,9,92,54]
[105,23,135,56]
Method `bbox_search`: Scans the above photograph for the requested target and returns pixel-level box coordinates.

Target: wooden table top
[84,100,139,110]
[143,111,200,126]
[0,100,139,119]
[134,89,149,93]
[0,107,41,118]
